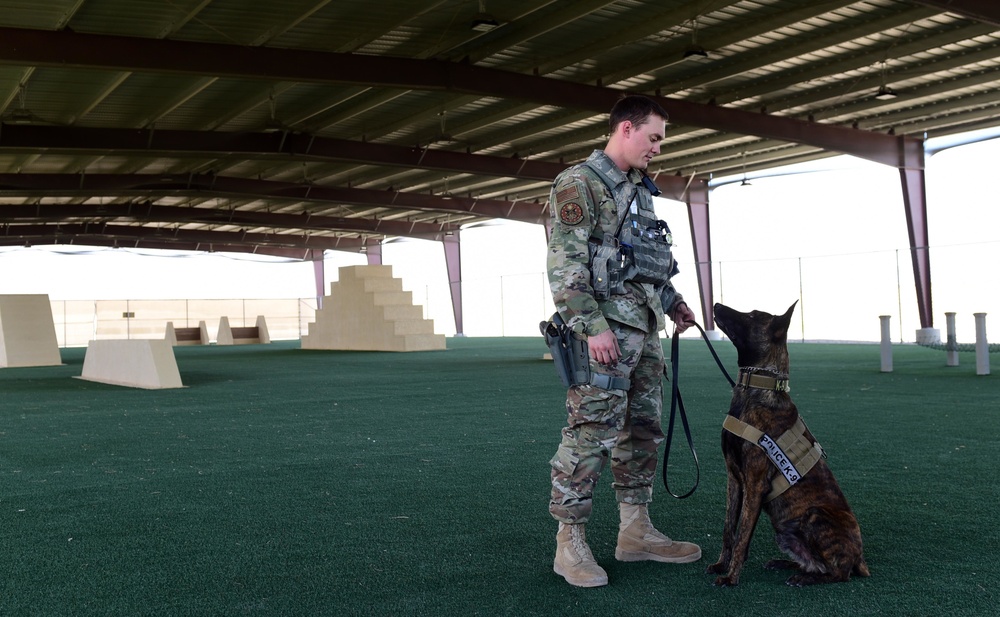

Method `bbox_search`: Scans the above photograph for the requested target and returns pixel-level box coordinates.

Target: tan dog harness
[723,376,825,502]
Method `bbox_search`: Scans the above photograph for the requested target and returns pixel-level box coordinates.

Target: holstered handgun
[540,312,590,388]
[540,313,632,391]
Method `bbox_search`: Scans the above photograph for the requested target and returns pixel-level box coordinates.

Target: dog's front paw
[705,562,727,575]
[764,559,799,571]
[713,575,740,587]
[785,574,808,587]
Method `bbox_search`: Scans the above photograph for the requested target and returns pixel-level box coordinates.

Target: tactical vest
[582,161,679,300]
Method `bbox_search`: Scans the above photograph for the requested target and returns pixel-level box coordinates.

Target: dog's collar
[737,367,790,393]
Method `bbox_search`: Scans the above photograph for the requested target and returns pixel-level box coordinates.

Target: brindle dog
[707,302,870,587]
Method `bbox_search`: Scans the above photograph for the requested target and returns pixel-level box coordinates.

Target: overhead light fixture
[2,85,38,125]
[874,85,898,100]
[471,15,499,31]
[683,17,708,59]
[263,87,290,133]
[874,61,898,100]
[5,108,35,125]
[471,1,499,32]
[683,45,708,59]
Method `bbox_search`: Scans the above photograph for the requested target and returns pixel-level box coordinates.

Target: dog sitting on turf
[706,302,870,587]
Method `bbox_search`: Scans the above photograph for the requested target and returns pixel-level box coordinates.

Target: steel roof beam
[0,124,695,199]
[1,222,371,252]
[0,173,550,224]
[911,0,1000,26]
[0,234,331,259]
[0,26,920,169]
[0,201,459,240]
[0,124,566,181]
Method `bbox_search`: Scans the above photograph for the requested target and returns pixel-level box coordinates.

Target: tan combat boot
[615,503,702,563]
[553,523,609,587]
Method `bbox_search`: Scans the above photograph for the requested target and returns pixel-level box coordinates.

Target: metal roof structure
[0,0,998,331]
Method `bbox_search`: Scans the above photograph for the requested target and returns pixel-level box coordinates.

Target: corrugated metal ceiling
[0,0,997,255]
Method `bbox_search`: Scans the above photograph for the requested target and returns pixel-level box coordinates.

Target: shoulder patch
[555,185,580,204]
[559,202,585,226]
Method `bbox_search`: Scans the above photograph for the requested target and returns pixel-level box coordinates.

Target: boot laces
[568,526,595,560]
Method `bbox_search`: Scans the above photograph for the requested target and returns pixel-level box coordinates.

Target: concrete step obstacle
[302,264,445,352]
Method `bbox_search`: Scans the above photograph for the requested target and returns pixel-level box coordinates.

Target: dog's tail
[854,557,871,578]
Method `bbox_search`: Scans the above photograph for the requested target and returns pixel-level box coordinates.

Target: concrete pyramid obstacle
[0,294,63,368]
[302,265,445,352]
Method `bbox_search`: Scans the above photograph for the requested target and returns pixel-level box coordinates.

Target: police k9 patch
[559,202,584,225]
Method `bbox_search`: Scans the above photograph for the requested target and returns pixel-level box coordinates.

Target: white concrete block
[0,294,62,368]
[78,339,184,389]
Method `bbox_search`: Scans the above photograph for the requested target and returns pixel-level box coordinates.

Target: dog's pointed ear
[784,301,798,321]
[771,301,797,337]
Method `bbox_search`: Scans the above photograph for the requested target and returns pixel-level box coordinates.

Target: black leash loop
[661,321,735,499]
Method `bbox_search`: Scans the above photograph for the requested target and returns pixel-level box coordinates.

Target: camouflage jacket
[547,150,683,336]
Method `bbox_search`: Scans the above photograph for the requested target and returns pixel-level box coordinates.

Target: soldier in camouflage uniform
[547,95,701,588]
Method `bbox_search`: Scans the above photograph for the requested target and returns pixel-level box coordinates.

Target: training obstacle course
[77,339,185,389]
[0,294,63,368]
[881,313,993,375]
[302,264,445,352]
[217,315,270,345]
[164,320,210,346]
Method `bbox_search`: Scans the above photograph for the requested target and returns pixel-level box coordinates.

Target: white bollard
[879,315,893,373]
[974,313,989,376]
[945,312,959,367]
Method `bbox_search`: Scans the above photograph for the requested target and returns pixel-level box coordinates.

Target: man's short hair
[609,94,669,134]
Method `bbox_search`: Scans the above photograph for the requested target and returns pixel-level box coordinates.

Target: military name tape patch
[559,202,584,225]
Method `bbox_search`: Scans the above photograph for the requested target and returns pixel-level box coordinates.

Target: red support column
[898,142,934,331]
[443,233,464,335]
[685,180,716,331]
[310,249,325,310]
[364,241,383,265]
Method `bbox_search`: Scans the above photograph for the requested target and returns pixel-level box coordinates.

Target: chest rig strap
[722,415,825,503]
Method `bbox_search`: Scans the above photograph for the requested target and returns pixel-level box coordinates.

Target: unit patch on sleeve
[559,202,585,226]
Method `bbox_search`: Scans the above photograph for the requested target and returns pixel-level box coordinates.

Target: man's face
[621,114,666,170]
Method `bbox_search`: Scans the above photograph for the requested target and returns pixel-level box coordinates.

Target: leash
[662,321,735,498]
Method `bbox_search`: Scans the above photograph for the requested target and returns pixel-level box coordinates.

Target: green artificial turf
[1,338,998,616]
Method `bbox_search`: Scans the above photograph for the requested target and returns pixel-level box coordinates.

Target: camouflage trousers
[549,320,665,524]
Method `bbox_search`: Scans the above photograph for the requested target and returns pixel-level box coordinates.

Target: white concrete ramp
[78,339,185,389]
[0,294,62,368]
